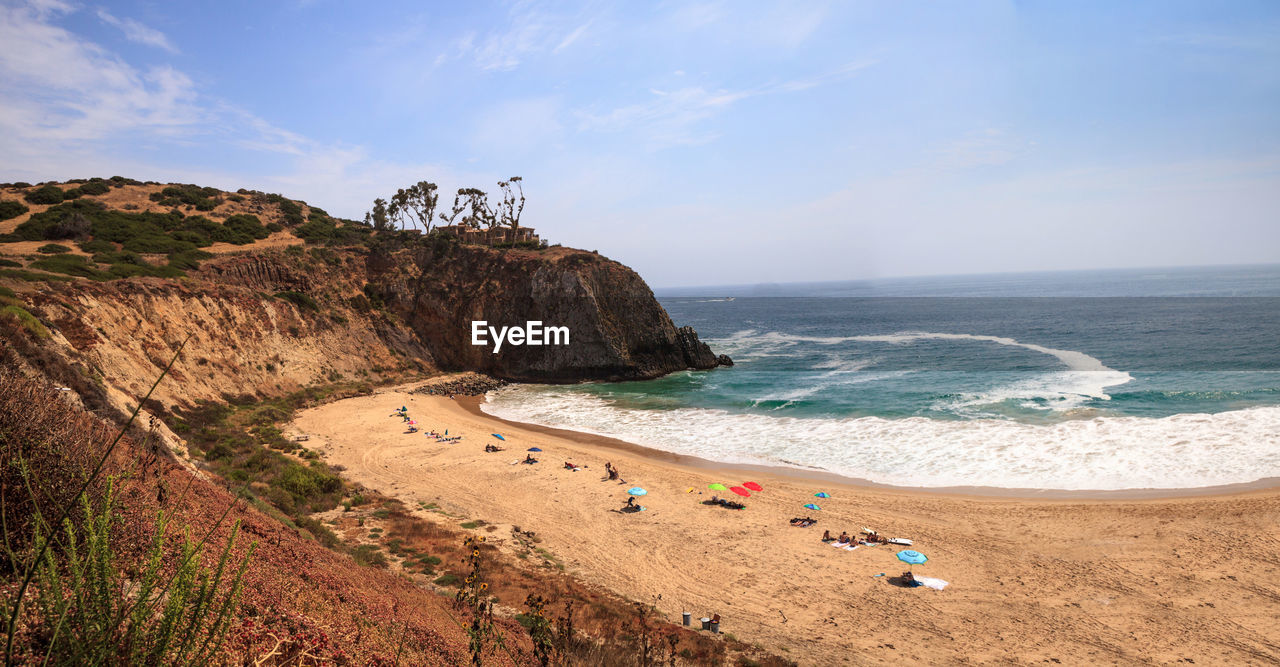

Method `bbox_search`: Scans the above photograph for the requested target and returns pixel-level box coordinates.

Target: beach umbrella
[896,550,928,567]
[491,433,505,441]
[729,486,750,498]
[803,503,821,510]
[743,482,763,492]
[707,483,727,491]
[627,487,647,496]
[814,492,830,498]
[527,447,542,452]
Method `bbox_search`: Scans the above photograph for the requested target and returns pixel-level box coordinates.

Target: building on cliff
[435,224,541,246]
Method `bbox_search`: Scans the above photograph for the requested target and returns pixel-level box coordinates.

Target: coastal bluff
[369,241,729,382]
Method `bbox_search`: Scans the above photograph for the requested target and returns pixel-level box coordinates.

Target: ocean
[482,265,1280,490]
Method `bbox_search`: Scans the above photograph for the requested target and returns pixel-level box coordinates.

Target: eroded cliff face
[367,242,725,382]
[9,242,725,419]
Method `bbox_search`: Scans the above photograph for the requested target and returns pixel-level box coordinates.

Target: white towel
[843,545,860,551]
[915,576,948,590]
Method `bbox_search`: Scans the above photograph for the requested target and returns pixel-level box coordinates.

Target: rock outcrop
[367,241,730,382]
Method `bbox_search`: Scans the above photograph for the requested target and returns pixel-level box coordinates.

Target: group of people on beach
[389,406,463,442]
[821,529,889,546]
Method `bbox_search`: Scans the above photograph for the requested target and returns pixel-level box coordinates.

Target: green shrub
[278,199,304,226]
[37,243,71,254]
[0,259,21,268]
[274,290,318,311]
[29,253,102,279]
[77,238,115,253]
[24,184,64,205]
[1,304,49,337]
[77,180,111,196]
[0,267,73,282]
[25,482,253,665]
[0,200,29,220]
[351,544,389,568]
[433,573,461,587]
[223,214,269,243]
[166,249,213,271]
[62,187,84,199]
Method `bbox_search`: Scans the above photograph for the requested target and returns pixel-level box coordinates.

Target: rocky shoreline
[410,372,510,397]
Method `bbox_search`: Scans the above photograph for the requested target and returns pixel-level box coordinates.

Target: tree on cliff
[497,177,525,231]
[388,181,440,232]
[364,198,391,231]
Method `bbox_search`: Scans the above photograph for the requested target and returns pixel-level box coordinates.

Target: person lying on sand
[484,444,504,452]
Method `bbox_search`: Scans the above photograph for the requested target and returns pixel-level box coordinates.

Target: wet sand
[293,382,1280,665]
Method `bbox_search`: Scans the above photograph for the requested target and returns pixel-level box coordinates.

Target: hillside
[0,178,773,665]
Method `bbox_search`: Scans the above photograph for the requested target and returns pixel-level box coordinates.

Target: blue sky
[1,0,1277,287]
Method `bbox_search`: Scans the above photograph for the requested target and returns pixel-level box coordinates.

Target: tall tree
[386,181,439,232]
[497,177,525,230]
[364,198,391,231]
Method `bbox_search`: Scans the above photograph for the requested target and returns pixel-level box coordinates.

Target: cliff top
[0,177,571,283]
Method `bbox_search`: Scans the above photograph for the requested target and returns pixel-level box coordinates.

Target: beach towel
[843,544,860,551]
[888,538,913,546]
[831,542,850,549]
[914,577,948,590]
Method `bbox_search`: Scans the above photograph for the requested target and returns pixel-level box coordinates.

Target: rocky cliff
[366,240,726,382]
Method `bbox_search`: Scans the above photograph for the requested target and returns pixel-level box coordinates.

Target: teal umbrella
[897,550,928,566]
[627,487,647,496]
[803,503,821,510]
[814,492,830,498]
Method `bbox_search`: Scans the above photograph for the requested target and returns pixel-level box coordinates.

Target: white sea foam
[713,330,1133,412]
[483,387,1280,490]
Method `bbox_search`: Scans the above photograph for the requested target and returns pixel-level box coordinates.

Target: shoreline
[465,394,1280,502]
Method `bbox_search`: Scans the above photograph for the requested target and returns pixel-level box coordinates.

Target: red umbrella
[743,481,763,492]
[729,486,750,497]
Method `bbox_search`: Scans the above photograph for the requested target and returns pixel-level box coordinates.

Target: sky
[1,0,1278,288]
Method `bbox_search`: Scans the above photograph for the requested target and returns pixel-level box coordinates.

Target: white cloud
[0,2,198,145]
[0,1,475,221]
[96,8,179,53]
[553,22,591,53]
[577,60,876,147]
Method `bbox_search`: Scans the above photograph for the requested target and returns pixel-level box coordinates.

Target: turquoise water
[484,266,1280,490]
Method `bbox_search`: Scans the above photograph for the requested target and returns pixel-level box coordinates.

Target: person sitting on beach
[523,454,538,464]
[837,532,851,544]
[606,462,619,480]
[901,571,918,586]
[625,496,636,509]
[822,530,833,541]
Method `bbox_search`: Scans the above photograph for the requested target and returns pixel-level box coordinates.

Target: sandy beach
[293,381,1280,665]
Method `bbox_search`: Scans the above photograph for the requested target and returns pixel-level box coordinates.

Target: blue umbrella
[803,503,821,510]
[527,447,542,452]
[627,487,647,496]
[814,492,830,498]
[491,433,505,441]
[897,550,928,566]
